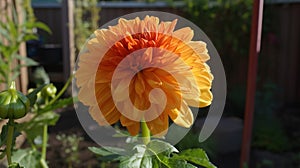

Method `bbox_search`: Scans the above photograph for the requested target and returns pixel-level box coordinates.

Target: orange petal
[78,85,96,106]
[173,27,194,42]
[135,73,146,97]
[89,106,108,126]
[172,101,194,128]
[120,115,142,135]
[147,112,169,136]
[199,89,213,107]
[127,122,140,136]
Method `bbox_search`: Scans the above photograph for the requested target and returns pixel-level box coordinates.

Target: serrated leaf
[11,149,41,168]
[174,149,217,168]
[147,139,178,156]
[120,144,152,168]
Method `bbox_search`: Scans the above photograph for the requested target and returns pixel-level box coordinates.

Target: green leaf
[0,123,21,159]
[15,55,39,67]
[0,152,6,160]
[17,111,59,141]
[7,17,18,39]
[26,84,47,106]
[89,146,126,156]
[167,158,197,168]
[147,139,178,156]
[120,145,152,168]
[0,61,8,78]
[8,162,25,168]
[0,123,8,147]
[32,67,50,85]
[89,146,126,161]
[10,71,20,81]
[22,34,38,41]
[140,154,152,168]
[173,148,217,168]
[32,22,52,34]
[152,156,161,168]
[38,97,74,113]
[0,23,11,42]
[11,149,41,168]
[32,111,60,126]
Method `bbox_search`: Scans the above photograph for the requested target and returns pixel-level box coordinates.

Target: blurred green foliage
[170,0,252,81]
[175,130,216,159]
[74,0,100,56]
[0,0,51,88]
[56,134,83,168]
[252,83,290,152]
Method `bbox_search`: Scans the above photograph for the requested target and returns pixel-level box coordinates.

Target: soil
[47,107,100,168]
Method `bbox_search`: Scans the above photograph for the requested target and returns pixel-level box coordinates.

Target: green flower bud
[41,83,57,99]
[0,81,30,119]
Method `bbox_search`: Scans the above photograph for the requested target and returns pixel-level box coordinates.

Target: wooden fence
[259,3,300,105]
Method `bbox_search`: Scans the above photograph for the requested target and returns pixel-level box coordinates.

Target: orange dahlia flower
[75,16,213,136]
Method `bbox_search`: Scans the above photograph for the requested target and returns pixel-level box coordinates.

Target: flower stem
[141,120,150,145]
[40,158,48,168]
[41,124,48,160]
[48,74,73,106]
[6,120,14,165]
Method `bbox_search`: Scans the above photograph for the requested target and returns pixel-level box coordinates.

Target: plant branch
[6,120,15,165]
[41,124,48,160]
[48,75,73,106]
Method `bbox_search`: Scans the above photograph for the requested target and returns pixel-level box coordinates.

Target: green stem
[40,158,48,168]
[6,120,14,165]
[141,120,150,145]
[41,97,49,168]
[41,124,48,160]
[6,60,11,89]
[48,75,73,106]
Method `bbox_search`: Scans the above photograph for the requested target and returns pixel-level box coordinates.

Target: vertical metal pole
[240,0,264,167]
